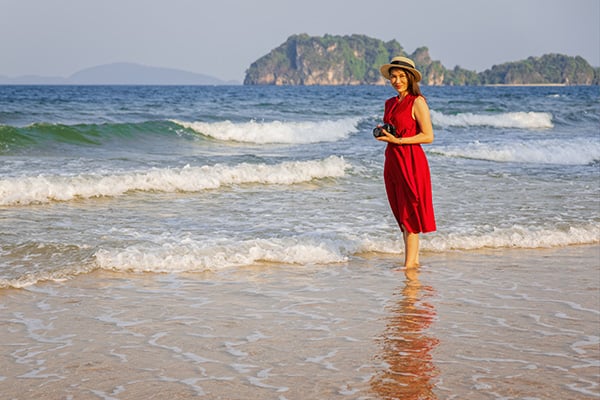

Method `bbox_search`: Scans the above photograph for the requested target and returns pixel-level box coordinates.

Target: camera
[373,123,397,138]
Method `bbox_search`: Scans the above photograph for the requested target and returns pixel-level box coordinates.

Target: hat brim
[380,64,422,82]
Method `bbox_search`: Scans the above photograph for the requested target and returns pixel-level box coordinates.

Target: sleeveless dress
[383,94,436,234]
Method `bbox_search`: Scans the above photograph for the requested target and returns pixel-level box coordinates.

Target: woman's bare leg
[403,229,420,268]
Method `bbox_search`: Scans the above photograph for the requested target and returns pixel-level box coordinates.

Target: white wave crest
[171,118,359,144]
[424,224,600,251]
[431,110,553,129]
[95,237,349,272]
[3,223,596,285]
[94,223,599,274]
[0,156,350,206]
[358,223,600,254]
[431,138,600,165]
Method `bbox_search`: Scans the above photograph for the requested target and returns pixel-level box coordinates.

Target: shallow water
[1,246,598,399]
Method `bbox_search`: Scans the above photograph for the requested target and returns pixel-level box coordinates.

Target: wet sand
[1,245,598,399]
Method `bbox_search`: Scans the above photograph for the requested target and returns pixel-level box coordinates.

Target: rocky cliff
[244,34,404,85]
[244,34,598,86]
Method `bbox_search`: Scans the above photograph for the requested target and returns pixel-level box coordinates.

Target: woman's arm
[406,96,434,144]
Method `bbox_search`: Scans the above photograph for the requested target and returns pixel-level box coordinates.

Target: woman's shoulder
[413,95,428,107]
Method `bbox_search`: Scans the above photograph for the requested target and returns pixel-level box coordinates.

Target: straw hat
[380,56,422,82]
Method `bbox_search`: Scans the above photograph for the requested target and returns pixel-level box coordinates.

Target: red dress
[383,94,436,234]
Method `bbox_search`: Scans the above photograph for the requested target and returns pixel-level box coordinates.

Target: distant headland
[0,63,237,86]
[244,34,599,86]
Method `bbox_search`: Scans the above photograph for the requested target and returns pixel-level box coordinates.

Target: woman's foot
[404,265,419,281]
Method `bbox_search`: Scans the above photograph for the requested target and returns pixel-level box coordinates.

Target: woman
[375,56,436,268]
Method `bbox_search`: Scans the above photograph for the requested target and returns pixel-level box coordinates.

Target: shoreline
[482,83,568,87]
[1,244,598,399]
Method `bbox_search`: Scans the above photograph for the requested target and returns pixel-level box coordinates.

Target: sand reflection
[370,268,439,399]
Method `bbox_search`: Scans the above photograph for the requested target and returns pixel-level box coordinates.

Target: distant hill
[477,54,597,85]
[244,34,599,86]
[0,63,238,85]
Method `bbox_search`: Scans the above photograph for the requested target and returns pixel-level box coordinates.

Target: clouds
[1,0,598,81]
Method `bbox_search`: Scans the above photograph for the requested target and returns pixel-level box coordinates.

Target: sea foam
[431,110,554,129]
[2,223,597,287]
[431,138,600,165]
[0,156,350,206]
[93,223,599,274]
[171,118,359,144]
[357,223,600,254]
[95,237,349,273]
[422,224,600,252]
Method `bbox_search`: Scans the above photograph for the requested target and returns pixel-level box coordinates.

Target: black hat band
[390,60,415,69]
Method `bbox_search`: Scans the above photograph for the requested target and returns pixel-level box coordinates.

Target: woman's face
[389,68,410,94]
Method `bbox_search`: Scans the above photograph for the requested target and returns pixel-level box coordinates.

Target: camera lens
[373,127,384,138]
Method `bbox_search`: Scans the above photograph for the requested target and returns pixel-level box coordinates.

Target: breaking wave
[0,156,350,206]
[171,118,360,144]
[431,110,554,129]
[2,223,597,288]
[430,138,600,165]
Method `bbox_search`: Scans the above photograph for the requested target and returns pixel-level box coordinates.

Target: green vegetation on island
[244,34,598,86]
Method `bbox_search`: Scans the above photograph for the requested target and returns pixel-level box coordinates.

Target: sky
[1,0,599,82]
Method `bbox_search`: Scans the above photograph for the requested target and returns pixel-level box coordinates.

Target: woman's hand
[375,127,401,144]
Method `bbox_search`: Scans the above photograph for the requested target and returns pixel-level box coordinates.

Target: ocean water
[1,85,598,288]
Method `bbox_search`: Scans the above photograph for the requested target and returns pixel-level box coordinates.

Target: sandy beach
[1,244,598,399]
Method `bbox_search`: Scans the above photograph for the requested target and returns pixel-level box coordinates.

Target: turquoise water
[1,85,598,287]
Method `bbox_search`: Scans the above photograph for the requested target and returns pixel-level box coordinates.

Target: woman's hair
[389,67,422,96]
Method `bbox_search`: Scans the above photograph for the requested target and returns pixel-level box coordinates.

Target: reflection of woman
[370,270,439,399]
[375,56,436,268]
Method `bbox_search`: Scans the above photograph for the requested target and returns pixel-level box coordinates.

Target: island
[244,34,599,86]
